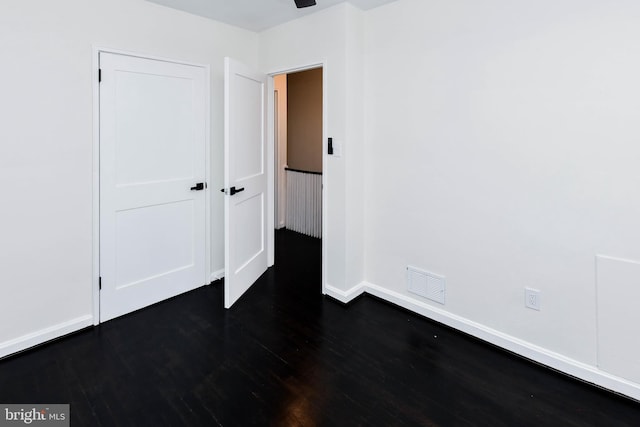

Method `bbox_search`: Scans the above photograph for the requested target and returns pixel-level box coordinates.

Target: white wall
[260,3,366,293]
[0,0,258,356]
[344,5,365,292]
[363,0,640,397]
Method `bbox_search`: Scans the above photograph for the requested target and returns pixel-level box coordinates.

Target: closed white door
[99,52,207,322]
[223,57,268,308]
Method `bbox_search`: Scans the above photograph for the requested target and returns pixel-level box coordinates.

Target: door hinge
[99,276,102,290]
[98,69,102,83]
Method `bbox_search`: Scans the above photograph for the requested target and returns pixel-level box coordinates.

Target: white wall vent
[407,266,445,305]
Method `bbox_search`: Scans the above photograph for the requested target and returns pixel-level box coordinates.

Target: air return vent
[407,266,445,305]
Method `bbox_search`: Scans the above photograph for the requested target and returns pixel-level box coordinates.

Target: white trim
[321,63,328,298]
[0,315,93,359]
[265,59,328,296]
[209,269,225,283]
[92,47,101,326]
[92,46,212,324]
[266,76,275,268]
[264,62,325,76]
[203,63,212,289]
[595,253,640,266]
[325,283,366,303]
[333,281,640,402]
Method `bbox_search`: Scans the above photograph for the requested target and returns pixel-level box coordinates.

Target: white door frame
[265,60,328,296]
[92,46,211,325]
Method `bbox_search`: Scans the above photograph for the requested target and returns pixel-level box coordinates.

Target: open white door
[224,57,268,308]
[99,52,207,321]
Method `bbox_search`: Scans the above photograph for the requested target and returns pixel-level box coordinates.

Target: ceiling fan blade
[294,0,316,8]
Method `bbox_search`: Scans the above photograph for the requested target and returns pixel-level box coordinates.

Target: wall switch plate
[329,137,342,157]
[525,287,541,311]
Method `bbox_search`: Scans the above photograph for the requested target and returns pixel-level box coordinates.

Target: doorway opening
[273,67,323,291]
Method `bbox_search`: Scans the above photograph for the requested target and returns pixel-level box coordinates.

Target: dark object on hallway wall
[294,0,316,8]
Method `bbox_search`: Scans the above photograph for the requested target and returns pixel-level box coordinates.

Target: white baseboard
[209,269,225,283]
[324,283,366,303]
[0,315,93,359]
[342,281,640,402]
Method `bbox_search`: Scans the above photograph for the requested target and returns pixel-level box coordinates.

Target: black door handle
[229,186,245,196]
[219,186,245,195]
[190,183,205,191]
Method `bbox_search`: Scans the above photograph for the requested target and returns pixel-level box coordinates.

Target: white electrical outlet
[525,288,541,311]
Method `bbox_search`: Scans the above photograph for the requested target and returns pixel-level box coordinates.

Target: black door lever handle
[220,186,245,195]
[190,183,205,191]
[229,186,245,196]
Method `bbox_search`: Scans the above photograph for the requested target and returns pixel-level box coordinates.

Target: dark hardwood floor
[1,229,639,426]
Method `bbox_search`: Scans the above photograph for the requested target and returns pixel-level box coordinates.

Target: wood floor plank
[0,229,639,426]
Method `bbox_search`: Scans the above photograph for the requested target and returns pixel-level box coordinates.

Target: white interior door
[99,52,207,322]
[224,57,268,308]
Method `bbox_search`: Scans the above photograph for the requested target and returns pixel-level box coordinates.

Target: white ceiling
[146,0,397,32]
